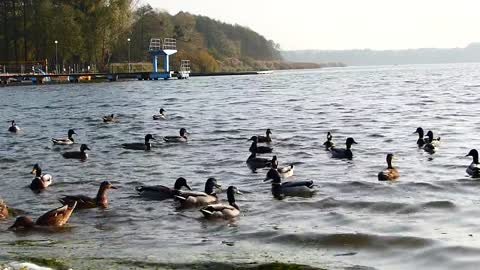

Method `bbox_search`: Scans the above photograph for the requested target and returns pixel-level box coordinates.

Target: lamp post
[127,38,131,73]
[54,40,58,74]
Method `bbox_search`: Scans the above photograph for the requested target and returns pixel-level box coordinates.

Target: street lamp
[127,38,131,73]
[54,40,58,74]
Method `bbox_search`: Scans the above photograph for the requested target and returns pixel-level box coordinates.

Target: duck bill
[263,178,272,183]
[184,184,192,191]
[236,190,243,195]
[110,186,118,189]
[30,169,36,175]
[214,184,222,189]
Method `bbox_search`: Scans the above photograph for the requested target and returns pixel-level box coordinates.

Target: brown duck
[59,181,117,209]
[0,199,8,219]
[8,202,77,230]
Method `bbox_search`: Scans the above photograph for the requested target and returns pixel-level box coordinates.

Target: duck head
[145,134,155,143]
[10,120,16,126]
[179,128,188,137]
[266,129,272,135]
[227,186,242,208]
[31,163,42,177]
[386,153,395,169]
[248,136,259,143]
[80,144,90,152]
[100,181,117,191]
[68,129,76,138]
[425,131,434,143]
[204,177,221,195]
[466,149,479,164]
[173,177,192,190]
[346,137,357,148]
[271,155,278,169]
[327,132,333,141]
[160,108,165,114]
[9,216,35,231]
[414,127,424,138]
[264,168,282,184]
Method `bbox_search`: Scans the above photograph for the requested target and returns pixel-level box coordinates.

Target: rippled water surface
[1,64,480,269]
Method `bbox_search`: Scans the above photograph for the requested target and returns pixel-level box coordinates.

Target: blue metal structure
[147,38,177,80]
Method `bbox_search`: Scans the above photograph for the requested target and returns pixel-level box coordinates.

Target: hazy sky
[145,0,480,51]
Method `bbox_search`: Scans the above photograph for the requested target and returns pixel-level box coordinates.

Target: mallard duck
[246,152,272,171]
[52,129,76,145]
[323,132,335,150]
[59,181,117,209]
[174,178,221,207]
[413,127,427,147]
[164,128,188,143]
[103,114,116,123]
[135,177,192,200]
[200,186,242,219]
[330,137,357,159]
[153,108,166,120]
[466,149,480,178]
[8,120,20,133]
[30,164,53,191]
[62,144,90,160]
[257,129,272,143]
[378,153,399,181]
[248,136,273,154]
[264,168,314,199]
[271,156,294,178]
[122,134,155,151]
[8,202,76,230]
[0,199,8,219]
[422,131,440,154]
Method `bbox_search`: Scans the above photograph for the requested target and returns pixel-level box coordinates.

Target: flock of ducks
[2,112,480,231]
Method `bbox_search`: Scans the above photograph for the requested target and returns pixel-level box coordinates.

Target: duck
[52,129,76,145]
[174,178,221,208]
[378,153,399,181]
[8,202,77,230]
[153,108,166,120]
[59,181,117,209]
[466,149,480,178]
[122,134,155,151]
[103,114,116,123]
[62,144,90,160]
[248,136,273,154]
[323,132,335,150]
[135,177,192,200]
[0,199,8,219]
[200,186,242,219]
[257,129,272,143]
[271,156,294,178]
[164,128,188,143]
[8,120,20,133]
[413,127,427,147]
[423,131,440,154]
[330,137,357,159]
[264,168,314,199]
[30,164,53,192]
[246,152,272,171]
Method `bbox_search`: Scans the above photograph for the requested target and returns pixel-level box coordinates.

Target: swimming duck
[413,127,427,147]
[59,181,117,209]
[122,134,155,151]
[8,202,76,230]
[466,149,480,178]
[246,152,272,171]
[378,153,399,181]
[135,177,192,200]
[153,108,166,120]
[323,132,335,150]
[200,186,242,219]
[164,128,188,143]
[30,164,53,192]
[52,129,76,145]
[330,137,357,159]
[174,178,221,208]
[62,144,90,160]
[0,199,8,219]
[264,168,314,199]
[8,120,20,133]
[271,156,294,178]
[103,114,116,123]
[423,131,440,154]
[257,129,272,143]
[248,136,273,154]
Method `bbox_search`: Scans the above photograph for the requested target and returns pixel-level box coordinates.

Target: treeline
[0,1,282,72]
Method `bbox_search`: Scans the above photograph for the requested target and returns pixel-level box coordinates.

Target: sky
[145,0,480,51]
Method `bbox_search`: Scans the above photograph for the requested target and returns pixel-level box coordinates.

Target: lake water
[1,63,480,269]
